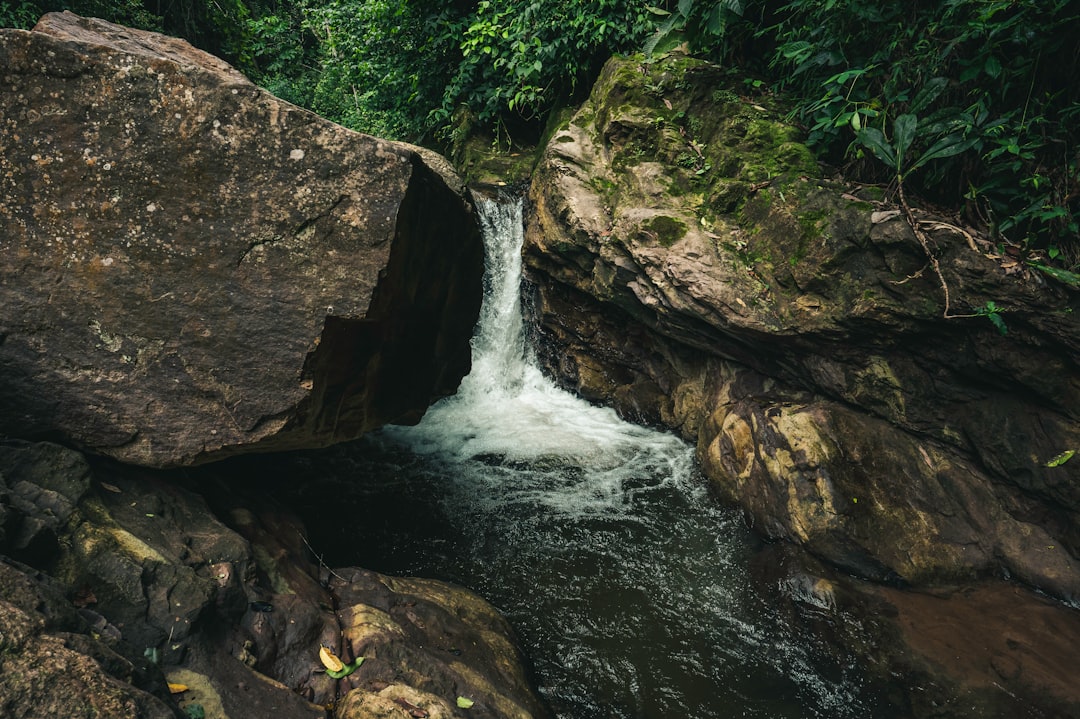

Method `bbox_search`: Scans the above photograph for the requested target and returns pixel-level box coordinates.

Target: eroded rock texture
[523,54,1080,717]
[0,13,483,467]
[0,439,549,719]
[524,55,1080,603]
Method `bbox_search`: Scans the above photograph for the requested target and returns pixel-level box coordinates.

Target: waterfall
[371,192,890,718]
[386,192,695,511]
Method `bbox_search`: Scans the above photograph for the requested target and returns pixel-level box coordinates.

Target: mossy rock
[455,133,540,187]
[576,53,819,228]
[640,215,688,247]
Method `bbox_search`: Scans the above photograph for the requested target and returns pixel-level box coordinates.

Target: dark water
[267,196,902,718]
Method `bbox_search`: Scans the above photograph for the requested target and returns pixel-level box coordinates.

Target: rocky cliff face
[523,54,1080,716]
[524,55,1080,603]
[0,13,483,468]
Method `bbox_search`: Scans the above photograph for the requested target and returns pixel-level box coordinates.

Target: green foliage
[1,1,250,60]
[1046,449,1076,468]
[1027,261,1080,289]
[11,0,1077,260]
[662,0,1080,254]
[435,0,657,140]
[0,1,41,28]
[285,0,455,140]
[975,301,1008,335]
[645,0,753,58]
[0,1,158,29]
[855,113,977,184]
[240,0,659,144]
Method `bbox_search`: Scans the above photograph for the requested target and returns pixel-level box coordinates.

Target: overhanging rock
[0,13,483,467]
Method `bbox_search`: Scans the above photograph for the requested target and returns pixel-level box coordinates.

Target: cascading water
[312,192,897,718]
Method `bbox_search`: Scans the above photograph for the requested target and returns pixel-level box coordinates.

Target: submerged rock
[749,543,1080,719]
[0,12,483,468]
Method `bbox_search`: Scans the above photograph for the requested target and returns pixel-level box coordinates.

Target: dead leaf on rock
[871,210,901,223]
[393,698,429,718]
[99,482,122,493]
[72,586,97,608]
[319,646,344,673]
[168,683,189,694]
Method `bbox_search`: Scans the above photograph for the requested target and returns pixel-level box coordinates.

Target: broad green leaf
[856,127,897,170]
[326,656,365,679]
[834,110,855,128]
[457,697,476,709]
[824,66,869,86]
[1046,450,1076,467]
[780,40,812,60]
[678,0,693,18]
[645,6,672,16]
[908,134,978,174]
[1035,205,1068,222]
[987,312,1008,335]
[1029,261,1080,288]
[706,5,725,35]
[909,77,948,115]
[645,25,687,56]
[893,114,917,172]
[722,0,746,16]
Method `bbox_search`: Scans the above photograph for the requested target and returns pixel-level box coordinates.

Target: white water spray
[387,192,695,512]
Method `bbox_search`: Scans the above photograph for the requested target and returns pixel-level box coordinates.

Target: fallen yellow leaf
[319,646,344,673]
[167,683,188,694]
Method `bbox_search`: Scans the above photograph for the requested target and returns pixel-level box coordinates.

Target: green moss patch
[640,215,688,247]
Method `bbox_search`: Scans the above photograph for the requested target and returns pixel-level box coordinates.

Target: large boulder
[523,54,1080,602]
[0,12,483,467]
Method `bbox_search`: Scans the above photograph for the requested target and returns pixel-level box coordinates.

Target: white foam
[386,193,694,515]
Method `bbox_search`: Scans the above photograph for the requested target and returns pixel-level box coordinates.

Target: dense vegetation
[3,0,1078,255]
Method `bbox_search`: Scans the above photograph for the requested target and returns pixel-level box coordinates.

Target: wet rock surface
[523,53,1080,715]
[0,440,549,719]
[0,12,483,467]
[750,543,1080,719]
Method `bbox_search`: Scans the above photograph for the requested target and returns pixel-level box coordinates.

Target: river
[281,193,901,718]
